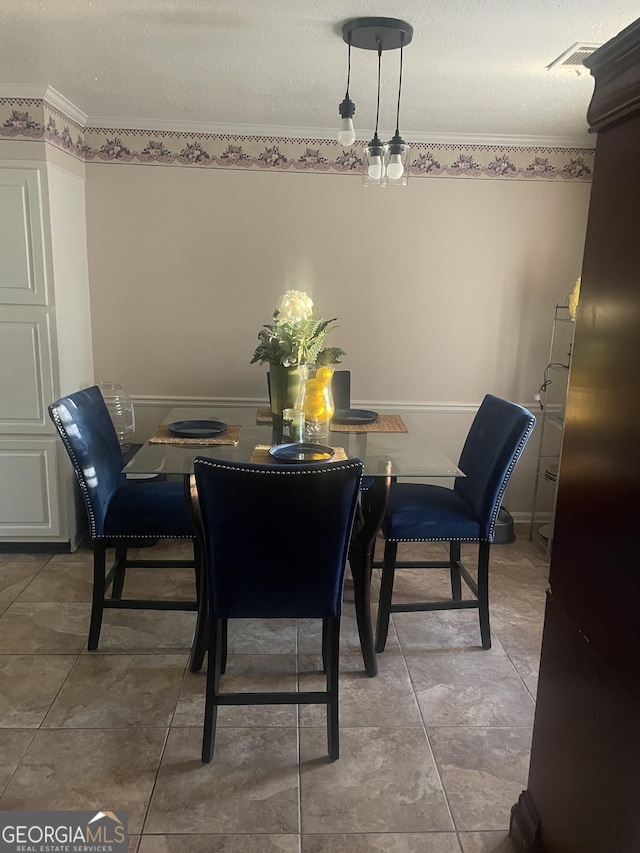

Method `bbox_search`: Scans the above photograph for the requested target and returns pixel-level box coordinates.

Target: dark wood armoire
[509,18,640,853]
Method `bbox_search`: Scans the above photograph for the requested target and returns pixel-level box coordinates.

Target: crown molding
[0,84,87,126]
[44,87,87,126]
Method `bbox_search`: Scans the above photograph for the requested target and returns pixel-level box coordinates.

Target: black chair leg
[326,618,340,760]
[111,543,127,600]
[220,619,228,675]
[321,618,329,673]
[449,541,463,601]
[477,540,491,650]
[202,619,223,763]
[189,541,208,673]
[88,543,107,651]
[375,541,398,653]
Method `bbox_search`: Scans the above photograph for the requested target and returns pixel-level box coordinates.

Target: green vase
[269,364,308,417]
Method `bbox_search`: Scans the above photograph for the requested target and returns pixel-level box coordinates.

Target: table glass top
[123,407,463,479]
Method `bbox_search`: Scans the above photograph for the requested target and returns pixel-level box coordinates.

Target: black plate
[167,420,227,438]
[268,443,335,463]
[332,409,379,425]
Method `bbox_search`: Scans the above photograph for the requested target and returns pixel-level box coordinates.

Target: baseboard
[0,541,72,554]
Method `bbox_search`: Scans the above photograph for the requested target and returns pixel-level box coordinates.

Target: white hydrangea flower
[277,290,314,324]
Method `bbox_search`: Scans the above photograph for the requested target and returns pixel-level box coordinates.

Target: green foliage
[251,309,346,367]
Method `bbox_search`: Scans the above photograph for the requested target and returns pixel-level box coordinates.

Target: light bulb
[367,156,383,181]
[338,118,356,146]
[386,154,404,181]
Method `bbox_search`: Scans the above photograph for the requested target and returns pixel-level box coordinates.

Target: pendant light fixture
[363,41,385,187]
[340,17,413,187]
[337,36,356,146]
[384,33,410,186]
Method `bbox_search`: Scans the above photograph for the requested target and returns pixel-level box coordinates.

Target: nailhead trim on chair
[50,404,99,539]
[195,459,364,477]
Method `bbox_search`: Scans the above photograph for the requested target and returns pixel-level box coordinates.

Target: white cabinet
[0,160,93,547]
[529,304,575,561]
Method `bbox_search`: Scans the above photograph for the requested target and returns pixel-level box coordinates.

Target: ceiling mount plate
[342,17,413,51]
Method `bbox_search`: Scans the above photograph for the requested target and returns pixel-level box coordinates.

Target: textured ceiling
[0,0,637,143]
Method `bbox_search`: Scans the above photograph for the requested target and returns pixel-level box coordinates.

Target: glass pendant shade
[363,134,386,187]
[384,133,410,185]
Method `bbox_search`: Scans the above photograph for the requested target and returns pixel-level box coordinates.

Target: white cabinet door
[0,307,55,434]
[0,168,48,305]
[0,437,60,537]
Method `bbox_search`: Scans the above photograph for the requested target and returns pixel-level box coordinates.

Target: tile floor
[0,525,548,852]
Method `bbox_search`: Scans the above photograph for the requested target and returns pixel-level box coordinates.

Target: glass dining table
[124,406,463,677]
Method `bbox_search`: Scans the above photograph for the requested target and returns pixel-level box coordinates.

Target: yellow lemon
[316,366,333,384]
[304,378,322,395]
[305,399,326,419]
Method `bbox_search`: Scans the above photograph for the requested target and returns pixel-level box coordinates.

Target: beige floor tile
[225,618,298,655]
[0,728,167,833]
[302,834,461,852]
[0,602,90,653]
[428,727,532,831]
[459,830,517,852]
[146,726,300,834]
[42,654,186,728]
[115,567,198,601]
[0,729,36,793]
[0,562,44,601]
[299,726,453,834]
[48,549,95,566]
[0,553,52,568]
[174,654,298,727]
[299,651,422,728]
[17,563,94,601]
[297,609,399,659]
[139,835,300,852]
[0,654,77,726]
[405,650,535,727]
[392,609,496,653]
[93,609,196,653]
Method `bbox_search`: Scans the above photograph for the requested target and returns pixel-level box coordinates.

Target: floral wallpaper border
[0,98,594,182]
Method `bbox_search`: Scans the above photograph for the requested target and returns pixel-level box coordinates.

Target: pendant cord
[374,41,382,136]
[395,36,404,136]
[345,40,352,98]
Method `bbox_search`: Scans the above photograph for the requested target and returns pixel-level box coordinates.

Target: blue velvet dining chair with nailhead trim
[191,455,363,763]
[375,394,536,653]
[49,385,201,651]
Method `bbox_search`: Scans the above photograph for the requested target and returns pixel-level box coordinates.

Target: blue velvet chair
[192,455,363,763]
[49,386,200,650]
[375,394,535,653]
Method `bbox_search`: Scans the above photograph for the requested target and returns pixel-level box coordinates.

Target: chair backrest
[267,369,351,411]
[455,394,536,540]
[48,385,126,539]
[193,457,363,619]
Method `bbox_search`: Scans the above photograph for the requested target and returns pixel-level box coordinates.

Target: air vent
[547,42,601,71]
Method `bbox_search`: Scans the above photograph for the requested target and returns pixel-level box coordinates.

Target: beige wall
[83,161,591,515]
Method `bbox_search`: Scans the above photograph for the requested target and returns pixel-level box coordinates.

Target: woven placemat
[330,414,408,433]
[251,445,348,464]
[256,407,273,424]
[149,424,241,446]
[257,409,408,433]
